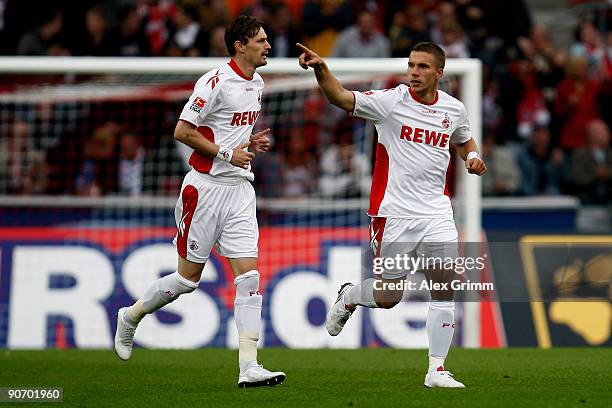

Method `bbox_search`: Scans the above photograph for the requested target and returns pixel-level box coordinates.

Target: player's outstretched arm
[455,137,487,176]
[297,43,355,112]
[174,120,254,169]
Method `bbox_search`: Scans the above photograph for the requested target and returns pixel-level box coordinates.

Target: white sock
[427,301,455,371]
[344,278,378,308]
[234,270,262,373]
[125,271,198,325]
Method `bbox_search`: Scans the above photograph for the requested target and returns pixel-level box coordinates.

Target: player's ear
[436,67,444,81]
[234,40,245,54]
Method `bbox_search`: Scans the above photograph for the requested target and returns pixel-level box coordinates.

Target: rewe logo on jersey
[399,125,450,148]
[230,111,260,126]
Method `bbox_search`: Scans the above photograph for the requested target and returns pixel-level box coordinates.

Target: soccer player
[297,41,486,388]
[114,16,286,388]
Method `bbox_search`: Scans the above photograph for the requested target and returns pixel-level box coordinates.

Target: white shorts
[173,169,258,263]
[370,217,458,280]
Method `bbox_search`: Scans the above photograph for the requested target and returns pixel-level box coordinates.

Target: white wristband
[466,151,480,161]
[216,147,233,163]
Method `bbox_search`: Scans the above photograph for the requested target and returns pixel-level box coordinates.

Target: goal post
[0,57,482,349]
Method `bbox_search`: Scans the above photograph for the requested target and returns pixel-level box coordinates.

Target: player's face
[407,51,443,94]
[243,27,271,68]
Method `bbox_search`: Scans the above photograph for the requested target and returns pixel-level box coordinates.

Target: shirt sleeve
[179,74,223,127]
[352,87,400,123]
[450,102,471,144]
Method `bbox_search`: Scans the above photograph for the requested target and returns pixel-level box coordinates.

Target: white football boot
[114,307,137,361]
[424,366,465,388]
[325,283,355,336]
[238,364,286,388]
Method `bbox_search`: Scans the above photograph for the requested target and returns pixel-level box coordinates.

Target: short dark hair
[410,42,446,69]
[224,15,264,56]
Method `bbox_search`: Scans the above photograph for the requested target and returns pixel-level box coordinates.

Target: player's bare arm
[297,43,355,112]
[455,137,487,176]
[174,120,254,168]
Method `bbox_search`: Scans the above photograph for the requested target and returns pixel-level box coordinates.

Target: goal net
[0,57,481,350]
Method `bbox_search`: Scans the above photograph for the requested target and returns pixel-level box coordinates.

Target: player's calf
[233,269,286,387]
[114,271,198,361]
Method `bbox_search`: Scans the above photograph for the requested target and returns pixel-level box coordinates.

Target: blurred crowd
[0,0,611,204]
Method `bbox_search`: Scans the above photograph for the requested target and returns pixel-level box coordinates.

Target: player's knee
[430,289,454,302]
[177,257,205,282]
[157,271,198,301]
[374,289,402,309]
[377,298,401,309]
[234,270,261,298]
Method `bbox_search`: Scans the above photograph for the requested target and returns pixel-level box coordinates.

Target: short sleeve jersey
[352,85,471,219]
[180,59,264,181]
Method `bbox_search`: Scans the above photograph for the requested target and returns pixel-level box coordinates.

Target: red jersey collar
[409,87,438,105]
[229,59,253,81]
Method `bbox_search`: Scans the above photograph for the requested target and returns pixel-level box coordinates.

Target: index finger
[254,128,271,136]
[296,43,311,53]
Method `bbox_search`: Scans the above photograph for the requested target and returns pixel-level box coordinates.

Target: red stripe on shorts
[177,184,198,259]
[370,217,387,259]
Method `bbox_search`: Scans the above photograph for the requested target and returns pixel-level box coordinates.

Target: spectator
[137,0,176,56]
[319,123,370,198]
[72,5,118,56]
[301,89,334,151]
[331,10,389,58]
[515,60,551,140]
[116,4,150,57]
[438,20,469,58]
[167,3,208,57]
[0,118,47,194]
[266,2,302,58]
[518,26,566,93]
[119,133,145,196]
[302,0,353,56]
[198,0,230,31]
[482,75,502,132]
[251,150,286,199]
[388,4,430,57]
[430,1,459,45]
[481,134,521,196]
[554,56,601,150]
[571,119,612,204]
[46,125,84,195]
[207,26,228,57]
[570,20,610,80]
[75,122,120,196]
[517,126,565,195]
[16,11,68,56]
[454,0,488,52]
[142,134,185,196]
[284,135,317,197]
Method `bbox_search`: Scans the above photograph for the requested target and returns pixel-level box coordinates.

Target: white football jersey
[180,59,264,181]
[352,84,471,219]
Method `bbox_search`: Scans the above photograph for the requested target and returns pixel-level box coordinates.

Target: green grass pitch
[0,348,609,407]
